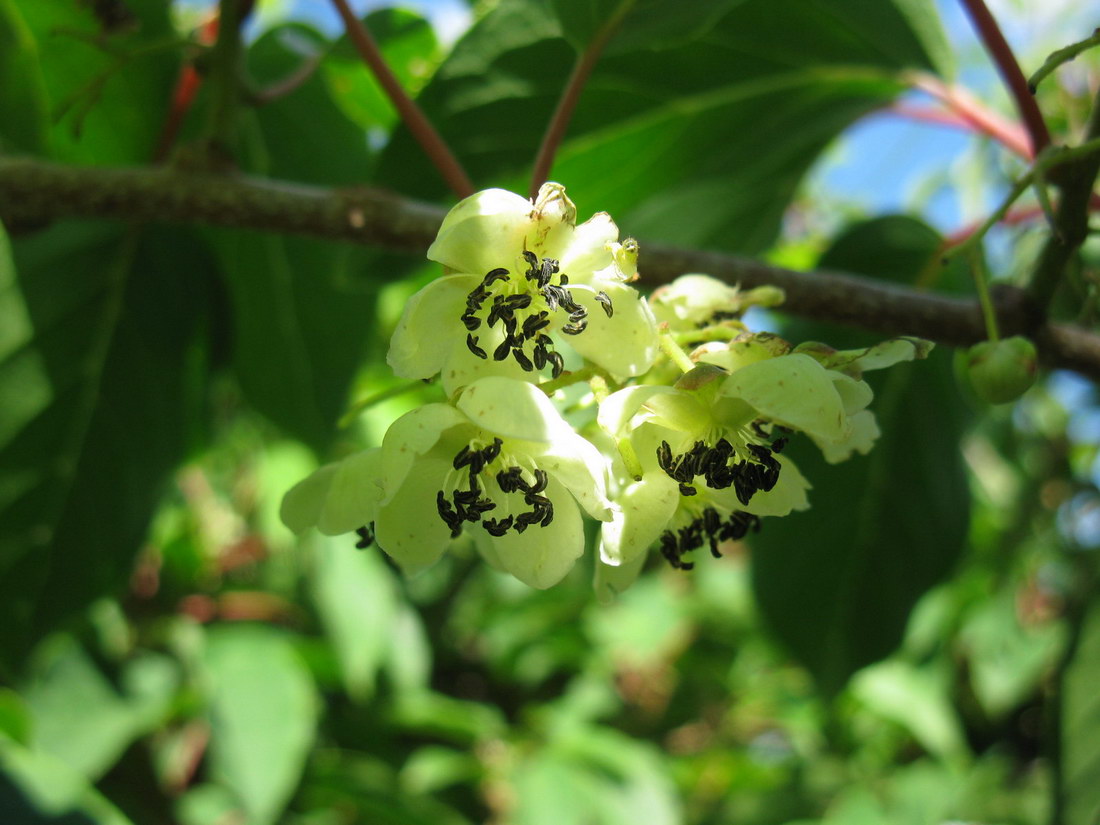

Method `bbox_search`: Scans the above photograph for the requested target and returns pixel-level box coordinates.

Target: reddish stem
[528,3,632,197]
[329,0,473,198]
[958,0,1052,156]
[907,74,1033,159]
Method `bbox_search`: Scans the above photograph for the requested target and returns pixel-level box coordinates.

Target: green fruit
[965,336,1039,404]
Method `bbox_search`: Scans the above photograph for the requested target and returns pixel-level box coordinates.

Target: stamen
[547,351,565,378]
[483,268,510,286]
[466,333,487,359]
[594,290,614,318]
[513,348,534,371]
[493,338,512,361]
[354,523,374,549]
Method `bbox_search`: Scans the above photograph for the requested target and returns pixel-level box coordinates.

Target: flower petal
[528,431,613,521]
[598,385,679,438]
[318,449,385,535]
[815,409,880,463]
[388,273,480,380]
[830,372,874,415]
[380,404,470,502]
[594,545,648,604]
[471,476,585,588]
[720,353,848,443]
[564,284,659,377]
[427,189,533,275]
[281,463,338,534]
[456,376,570,443]
[374,456,453,575]
[739,455,810,516]
[555,212,618,276]
[439,326,533,398]
[599,473,680,565]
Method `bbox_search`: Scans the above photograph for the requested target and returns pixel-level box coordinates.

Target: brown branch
[328,0,473,199]
[958,0,1052,156]
[1,157,1097,379]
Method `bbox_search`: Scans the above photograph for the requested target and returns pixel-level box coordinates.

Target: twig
[899,78,1033,158]
[203,0,247,163]
[528,0,635,197]
[328,0,473,199]
[252,51,327,106]
[2,157,1099,379]
[1027,88,1100,311]
[943,137,1100,260]
[1028,27,1100,93]
[958,0,1052,156]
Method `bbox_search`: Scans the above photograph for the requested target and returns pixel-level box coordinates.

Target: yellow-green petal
[280,464,339,534]
[388,273,480,380]
[374,456,454,575]
[317,449,385,535]
[599,473,680,565]
[720,353,848,443]
[564,284,659,378]
[471,476,585,589]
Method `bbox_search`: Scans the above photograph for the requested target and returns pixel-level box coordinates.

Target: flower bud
[965,336,1038,404]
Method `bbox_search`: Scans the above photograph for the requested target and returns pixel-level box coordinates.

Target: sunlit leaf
[203,624,319,825]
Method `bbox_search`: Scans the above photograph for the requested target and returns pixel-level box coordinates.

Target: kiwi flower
[388,183,659,396]
[282,377,612,589]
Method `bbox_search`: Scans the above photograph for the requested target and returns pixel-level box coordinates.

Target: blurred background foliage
[0,0,1099,823]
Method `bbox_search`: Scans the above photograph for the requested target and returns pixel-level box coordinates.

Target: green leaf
[0,735,135,825]
[5,0,178,163]
[378,0,949,255]
[750,216,971,694]
[0,0,49,153]
[549,0,744,54]
[323,8,441,133]
[1063,596,1100,825]
[208,23,378,448]
[0,223,212,671]
[203,624,319,825]
[310,535,399,701]
[22,637,178,780]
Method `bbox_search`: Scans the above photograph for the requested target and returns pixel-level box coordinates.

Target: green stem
[339,380,426,428]
[617,437,644,482]
[539,363,602,395]
[944,137,1100,260]
[968,247,1000,342]
[1026,90,1100,312]
[1028,27,1100,92]
[659,332,695,373]
[204,0,245,160]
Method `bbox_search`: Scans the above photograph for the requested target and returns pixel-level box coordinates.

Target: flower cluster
[282,184,932,595]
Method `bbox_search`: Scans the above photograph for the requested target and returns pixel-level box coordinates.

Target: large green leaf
[207,24,379,449]
[22,637,178,780]
[0,222,212,672]
[377,0,949,254]
[203,624,319,825]
[750,216,971,694]
[310,534,399,701]
[0,735,134,825]
[0,0,49,153]
[1063,595,1100,825]
[4,0,178,163]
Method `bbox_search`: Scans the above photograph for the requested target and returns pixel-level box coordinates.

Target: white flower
[282,377,613,589]
[388,183,659,396]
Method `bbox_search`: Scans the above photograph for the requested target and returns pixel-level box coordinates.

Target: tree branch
[1,157,1097,379]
